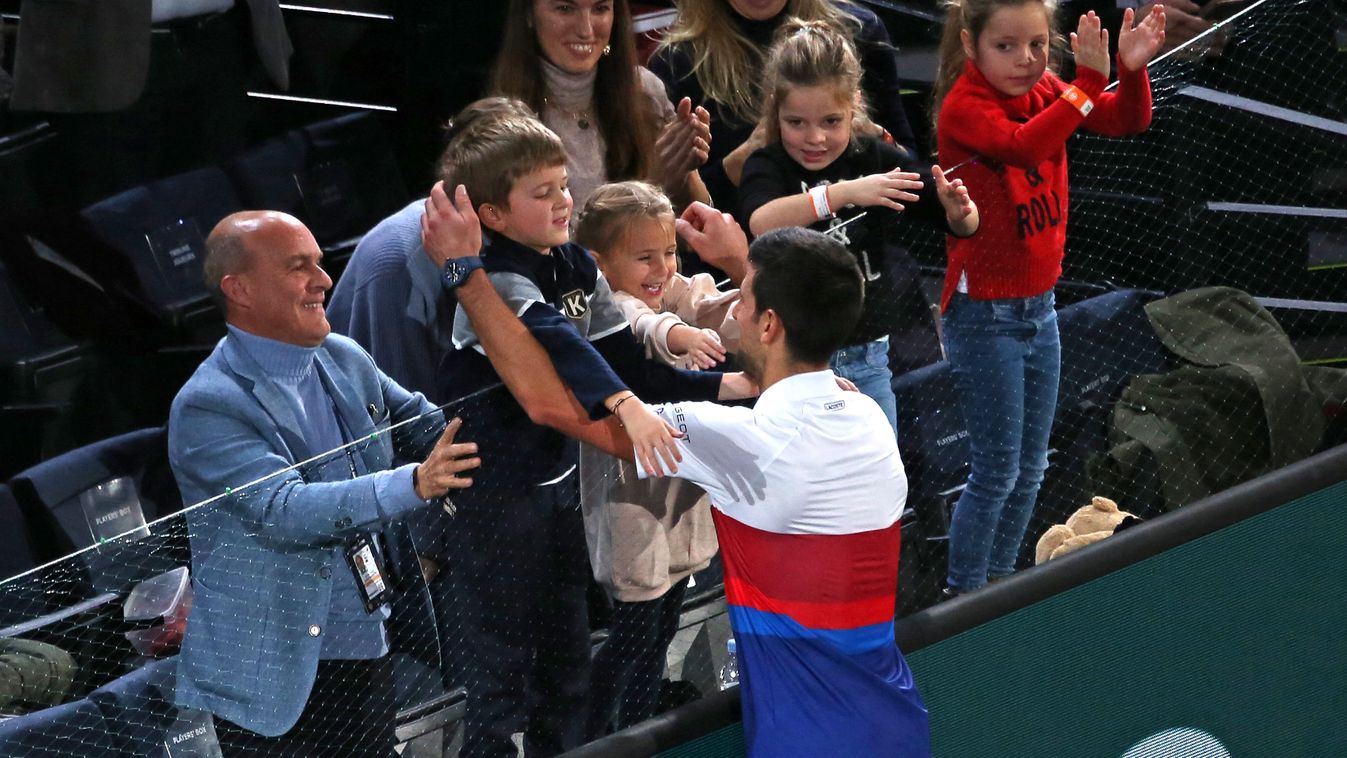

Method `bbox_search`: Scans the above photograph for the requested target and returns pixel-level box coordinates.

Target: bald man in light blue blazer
[168,211,479,752]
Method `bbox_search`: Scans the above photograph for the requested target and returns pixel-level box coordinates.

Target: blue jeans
[830,337,897,436]
[943,292,1061,591]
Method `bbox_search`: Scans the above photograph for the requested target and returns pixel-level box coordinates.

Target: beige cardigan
[579,274,739,601]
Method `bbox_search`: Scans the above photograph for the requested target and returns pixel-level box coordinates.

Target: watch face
[445,258,480,287]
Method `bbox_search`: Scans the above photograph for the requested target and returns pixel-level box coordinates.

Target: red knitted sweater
[936,59,1152,311]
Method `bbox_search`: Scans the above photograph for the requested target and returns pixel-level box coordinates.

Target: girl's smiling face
[596,215,678,309]
[964,2,1051,98]
[777,82,853,171]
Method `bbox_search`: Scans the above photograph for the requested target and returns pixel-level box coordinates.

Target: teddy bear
[1034,496,1141,564]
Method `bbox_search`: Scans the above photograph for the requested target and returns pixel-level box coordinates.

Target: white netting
[1,1,1345,755]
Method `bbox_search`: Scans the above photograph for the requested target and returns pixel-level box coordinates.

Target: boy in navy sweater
[430,115,754,758]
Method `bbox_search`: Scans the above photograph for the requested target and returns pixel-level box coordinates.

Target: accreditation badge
[344,533,392,613]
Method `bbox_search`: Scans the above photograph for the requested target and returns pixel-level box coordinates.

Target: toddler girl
[573,180,737,739]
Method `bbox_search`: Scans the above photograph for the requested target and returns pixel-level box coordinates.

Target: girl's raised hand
[1071,11,1111,78]
[837,169,923,212]
[684,328,727,370]
[932,164,979,237]
[1117,5,1167,72]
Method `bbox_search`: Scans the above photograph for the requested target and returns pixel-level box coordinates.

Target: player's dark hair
[747,227,863,363]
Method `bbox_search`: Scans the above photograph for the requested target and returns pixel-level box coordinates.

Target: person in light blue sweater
[327,200,451,402]
[329,98,537,403]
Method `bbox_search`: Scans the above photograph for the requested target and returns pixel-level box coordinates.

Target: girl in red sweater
[932,0,1164,594]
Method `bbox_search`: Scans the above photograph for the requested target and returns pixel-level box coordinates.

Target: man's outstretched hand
[675,202,749,284]
[414,417,481,499]
[614,398,684,477]
[421,181,483,267]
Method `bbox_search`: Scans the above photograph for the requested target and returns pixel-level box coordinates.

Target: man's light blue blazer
[167,330,445,736]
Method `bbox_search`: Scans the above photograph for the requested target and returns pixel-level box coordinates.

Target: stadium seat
[79,166,241,334]
[222,129,311,228]
[0,697,114,755]
[0,485,41,583]
[9,428,185,593]
[225,113,410,283]
[892,360,969,538]
[891,359,965,612]
[0,485,119,631]
[10,428,180,550]
[0,259,91,481]
[300,113,410,249]
[87,657,178,756]
[1034,289,1170,526]
[395,686,468,758]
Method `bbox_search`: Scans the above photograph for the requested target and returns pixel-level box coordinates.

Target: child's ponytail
[931,0,971,133]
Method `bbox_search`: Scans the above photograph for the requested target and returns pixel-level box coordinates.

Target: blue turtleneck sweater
[227,325,396,660]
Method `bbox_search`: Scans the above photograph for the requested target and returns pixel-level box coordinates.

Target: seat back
[0,485,40,583]
[892,360,970,538]
[300,113,409,250]
[0,259,90,480]
[224,113,408,284]
[0,697,114,755]
[10,428,184,592]
[87,657,180,756]
[80,167,240,332]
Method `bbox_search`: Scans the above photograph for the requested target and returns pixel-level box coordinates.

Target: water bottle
[717,638,739,690]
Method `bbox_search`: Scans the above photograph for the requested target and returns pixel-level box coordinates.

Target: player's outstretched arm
[421,181,634,462]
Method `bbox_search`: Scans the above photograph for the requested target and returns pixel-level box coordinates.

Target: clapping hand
[655,97,713,189]
[1118,5,1168,72]
[1141,1,1217,57]
[1071,11,1112,78]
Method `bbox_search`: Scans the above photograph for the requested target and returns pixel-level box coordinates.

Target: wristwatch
[441,256,484,290]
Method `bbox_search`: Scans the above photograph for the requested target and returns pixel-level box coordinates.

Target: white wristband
[808,185,833,221]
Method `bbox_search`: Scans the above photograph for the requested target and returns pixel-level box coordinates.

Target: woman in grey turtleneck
[488,0,712,214]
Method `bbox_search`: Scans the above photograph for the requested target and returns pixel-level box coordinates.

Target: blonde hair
[759,20,870,146]
[657,0,861,127]
[573,181,674,256]
[437,116,568,210]
[931,0,1059,127]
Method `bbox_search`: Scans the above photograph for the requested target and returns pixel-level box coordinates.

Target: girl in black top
[739,20,979,432]
[649,0,919,219]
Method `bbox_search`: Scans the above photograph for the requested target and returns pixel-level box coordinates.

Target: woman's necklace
[544,97,592,130]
